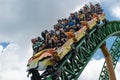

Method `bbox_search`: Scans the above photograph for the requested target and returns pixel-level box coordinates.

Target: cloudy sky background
[0,0,120,80]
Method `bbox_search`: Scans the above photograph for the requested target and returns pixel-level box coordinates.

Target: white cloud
[79,58,105,80]
[79,58,120,80]
[0,43,29,80]
[110,6,120,19]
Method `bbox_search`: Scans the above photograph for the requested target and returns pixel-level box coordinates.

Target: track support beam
[100,43,116,80]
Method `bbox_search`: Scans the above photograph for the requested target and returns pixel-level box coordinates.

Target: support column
[100,43,116,80]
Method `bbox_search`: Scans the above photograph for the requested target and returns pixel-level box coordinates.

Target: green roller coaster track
[42,21,120,80]
[99,37,120,80]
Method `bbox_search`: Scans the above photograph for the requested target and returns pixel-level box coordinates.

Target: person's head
[90,2,94,7]
[47,33,52,39]
[50,30,55,37]
[45,30,48,34]
[85,4,89,8]
[31,38,37,44]
[79,9,83,14]
[95,3,100,7]
[74,12,78,16]
[96,3,100,6]
[64,18,68,24]
[58,19,62,23]
[54,24,59,30]
[90,2,92,5]
[70,13,74,17]
[37,36,42,42]
[83,6,87,10]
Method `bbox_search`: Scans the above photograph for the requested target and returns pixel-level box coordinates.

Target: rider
[31,38,38,54]
[32,37,46,55]
[95,3,103,14]
[45,33,57,49]
[90,2,96,15]
[54,24,67,47]
[41,30,49,41]
[83,5,92,21]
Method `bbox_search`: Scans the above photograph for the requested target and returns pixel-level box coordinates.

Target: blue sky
[0,42,10,53]
[0,0,120,80]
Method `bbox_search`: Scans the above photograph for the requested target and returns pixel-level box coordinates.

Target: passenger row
[31,3,103,54]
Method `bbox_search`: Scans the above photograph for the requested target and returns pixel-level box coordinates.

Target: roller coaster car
[27,13,106,73]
